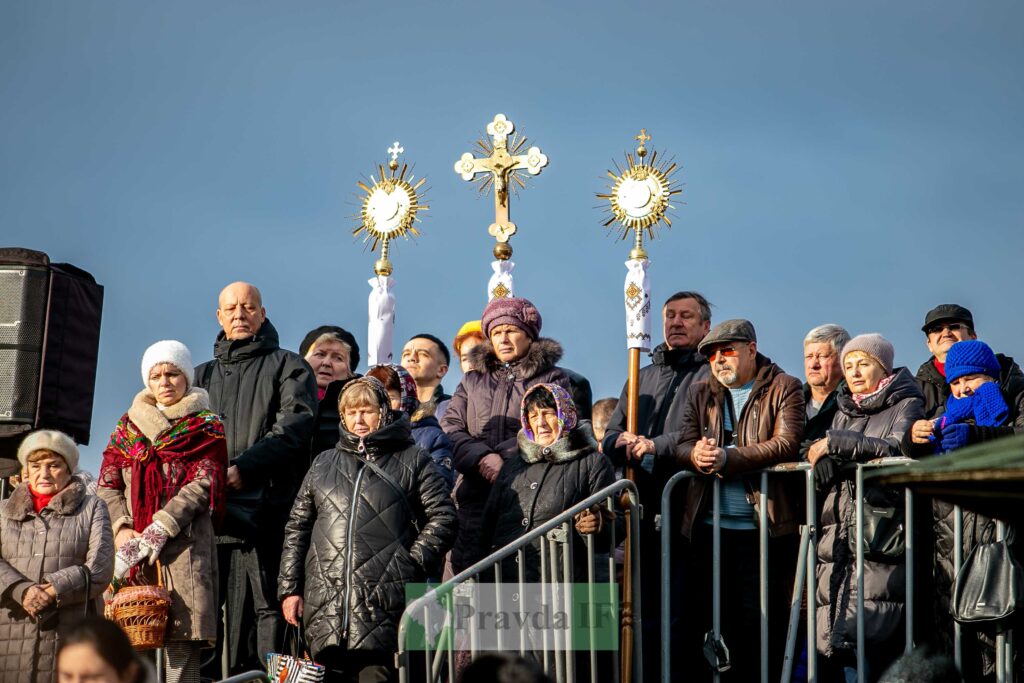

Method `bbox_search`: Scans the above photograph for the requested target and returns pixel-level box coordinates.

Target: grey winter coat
[194,319,318,540]
[98,388,222,644]
[0,479,113,683]
[277,416,456,657]
[815,368,925,657]
[440,338,571,572]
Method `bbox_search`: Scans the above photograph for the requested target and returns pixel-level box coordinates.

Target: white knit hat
[17,430,79,472]
[141,340,193,388]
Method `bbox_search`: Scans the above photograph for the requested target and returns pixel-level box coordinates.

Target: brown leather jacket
[675,354,805,538]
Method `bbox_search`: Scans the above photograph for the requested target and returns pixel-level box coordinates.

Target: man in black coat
[195,281,318,674]
[914,304,1024,419]
[601,290,711,683]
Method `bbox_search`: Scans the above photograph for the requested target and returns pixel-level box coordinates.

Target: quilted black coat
[277,415,456,656]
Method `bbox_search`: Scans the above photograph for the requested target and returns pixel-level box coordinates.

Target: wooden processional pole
[598,129,682,683]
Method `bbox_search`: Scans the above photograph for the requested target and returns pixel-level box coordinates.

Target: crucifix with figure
[454,113,549,298]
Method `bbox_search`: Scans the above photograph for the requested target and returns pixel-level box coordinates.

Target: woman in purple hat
[439,297,573,574]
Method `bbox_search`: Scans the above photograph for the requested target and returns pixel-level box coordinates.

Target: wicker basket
[107,560,171,650]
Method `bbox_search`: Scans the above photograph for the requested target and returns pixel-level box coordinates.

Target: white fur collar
[128,387,211,442]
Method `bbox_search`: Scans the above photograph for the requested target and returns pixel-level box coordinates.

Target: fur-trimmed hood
[466,337,564,379]
[517,421,598,464]
[128,387,212,442]
[6,477,87,520]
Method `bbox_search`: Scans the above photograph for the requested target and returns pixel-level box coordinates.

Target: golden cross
[454,113,549,258]
[635,129,651,146]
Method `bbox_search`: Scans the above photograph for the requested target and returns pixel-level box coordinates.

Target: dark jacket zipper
[340,439,368,640]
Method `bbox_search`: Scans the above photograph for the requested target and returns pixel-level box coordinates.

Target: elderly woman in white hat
[0,429,113,683]
[99,340,227,683]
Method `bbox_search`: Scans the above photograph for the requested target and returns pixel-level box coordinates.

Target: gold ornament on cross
[598,128,683,260]
[453,113,549,261]
[354,141,428,276]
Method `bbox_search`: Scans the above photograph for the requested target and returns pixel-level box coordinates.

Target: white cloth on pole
[367,275,395,365]
[488,260,515,301]
[624,257,652,351]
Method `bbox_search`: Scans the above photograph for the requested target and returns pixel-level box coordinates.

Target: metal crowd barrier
[397,479,642,683]
[660,457,937,683]
[216,672,268,683]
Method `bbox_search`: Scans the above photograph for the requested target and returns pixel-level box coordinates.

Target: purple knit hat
[481,297,542,340]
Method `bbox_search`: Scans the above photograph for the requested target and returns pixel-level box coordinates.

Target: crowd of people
[0,280,1019,683]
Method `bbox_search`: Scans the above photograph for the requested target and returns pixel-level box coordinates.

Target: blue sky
[2,1,1022,472]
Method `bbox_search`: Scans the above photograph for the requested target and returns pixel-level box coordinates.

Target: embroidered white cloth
[624,257,652,351]
[367,275,395,365]
[488,259,515,301]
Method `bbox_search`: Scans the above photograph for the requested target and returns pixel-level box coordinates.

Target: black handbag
[848,485,905,563]
[952,525,1022,625]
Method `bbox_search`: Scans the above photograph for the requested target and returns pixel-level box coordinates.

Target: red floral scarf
[100,409,228,532]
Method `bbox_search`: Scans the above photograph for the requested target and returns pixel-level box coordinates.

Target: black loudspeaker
[0,248,103,453]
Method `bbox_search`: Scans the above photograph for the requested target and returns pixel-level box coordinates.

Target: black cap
[697,319,757,355]
[300,325,360,371]
[921,304,974,333]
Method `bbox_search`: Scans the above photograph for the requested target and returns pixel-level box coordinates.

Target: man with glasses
[914,304,1023,419]
[675,319,805,682]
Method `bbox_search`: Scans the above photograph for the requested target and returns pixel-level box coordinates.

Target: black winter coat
[915,353,1024,419]
[277,417,456,656]
[194,319,318,540]
[440,338,571,572]
[602,345,709,524]
[815,368,925,657]
[479,424,616,581]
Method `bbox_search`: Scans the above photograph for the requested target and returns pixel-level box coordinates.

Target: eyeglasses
[927,322,967,336]
[706,347,739,362]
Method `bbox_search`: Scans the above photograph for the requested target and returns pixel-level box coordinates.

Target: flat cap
[922,304,974,333]
[697,319,757,355]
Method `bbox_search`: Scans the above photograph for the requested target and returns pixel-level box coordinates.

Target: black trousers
[636,519,688,683]
[683,524,799,683]
[317,647,394,683]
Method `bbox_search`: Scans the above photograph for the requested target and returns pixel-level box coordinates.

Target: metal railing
[397,479,642,683]
[660,457,929,683]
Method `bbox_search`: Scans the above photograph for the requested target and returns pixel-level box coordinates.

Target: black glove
[798,439,815,460]
[813,456,839,492]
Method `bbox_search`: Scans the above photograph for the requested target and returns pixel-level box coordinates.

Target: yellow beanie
[453,320,484,357]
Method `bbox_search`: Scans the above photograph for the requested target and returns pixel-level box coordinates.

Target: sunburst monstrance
[597,129,682,259]
[355,141,428,276]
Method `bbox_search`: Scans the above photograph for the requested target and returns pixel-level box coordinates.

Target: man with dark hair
[401,333,451,405]
[602,290,712,683]
[913,304,1023,419]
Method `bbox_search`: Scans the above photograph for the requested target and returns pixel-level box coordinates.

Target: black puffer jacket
[815,368,925,657]
[915,353,1024,419]
[479,422,616,581]
[602,344,709,522]
[440,338,571,572]
[195,320,318,540]
[277,413,456,656]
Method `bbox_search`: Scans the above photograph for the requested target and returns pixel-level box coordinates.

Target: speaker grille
[0,267,49,423]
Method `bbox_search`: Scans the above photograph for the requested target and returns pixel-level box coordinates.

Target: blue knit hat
[945,340,1000,384]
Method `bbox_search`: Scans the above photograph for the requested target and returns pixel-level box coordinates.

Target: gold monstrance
[453,113,548,299]
[597,129,682,683]
[355,141,428,365]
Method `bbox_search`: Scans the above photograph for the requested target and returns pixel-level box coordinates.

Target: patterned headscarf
[366,364,420,416]
[520,383,578,442]
[339,376,397,432]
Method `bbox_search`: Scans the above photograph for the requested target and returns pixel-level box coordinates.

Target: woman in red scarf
[99,340,227,683]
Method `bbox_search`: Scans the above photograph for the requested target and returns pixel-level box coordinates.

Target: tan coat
[0,479,113,683]
[99,388,222,644]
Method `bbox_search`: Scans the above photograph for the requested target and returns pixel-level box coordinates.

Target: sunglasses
[927,322,967,336]
[706,346,740,362]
